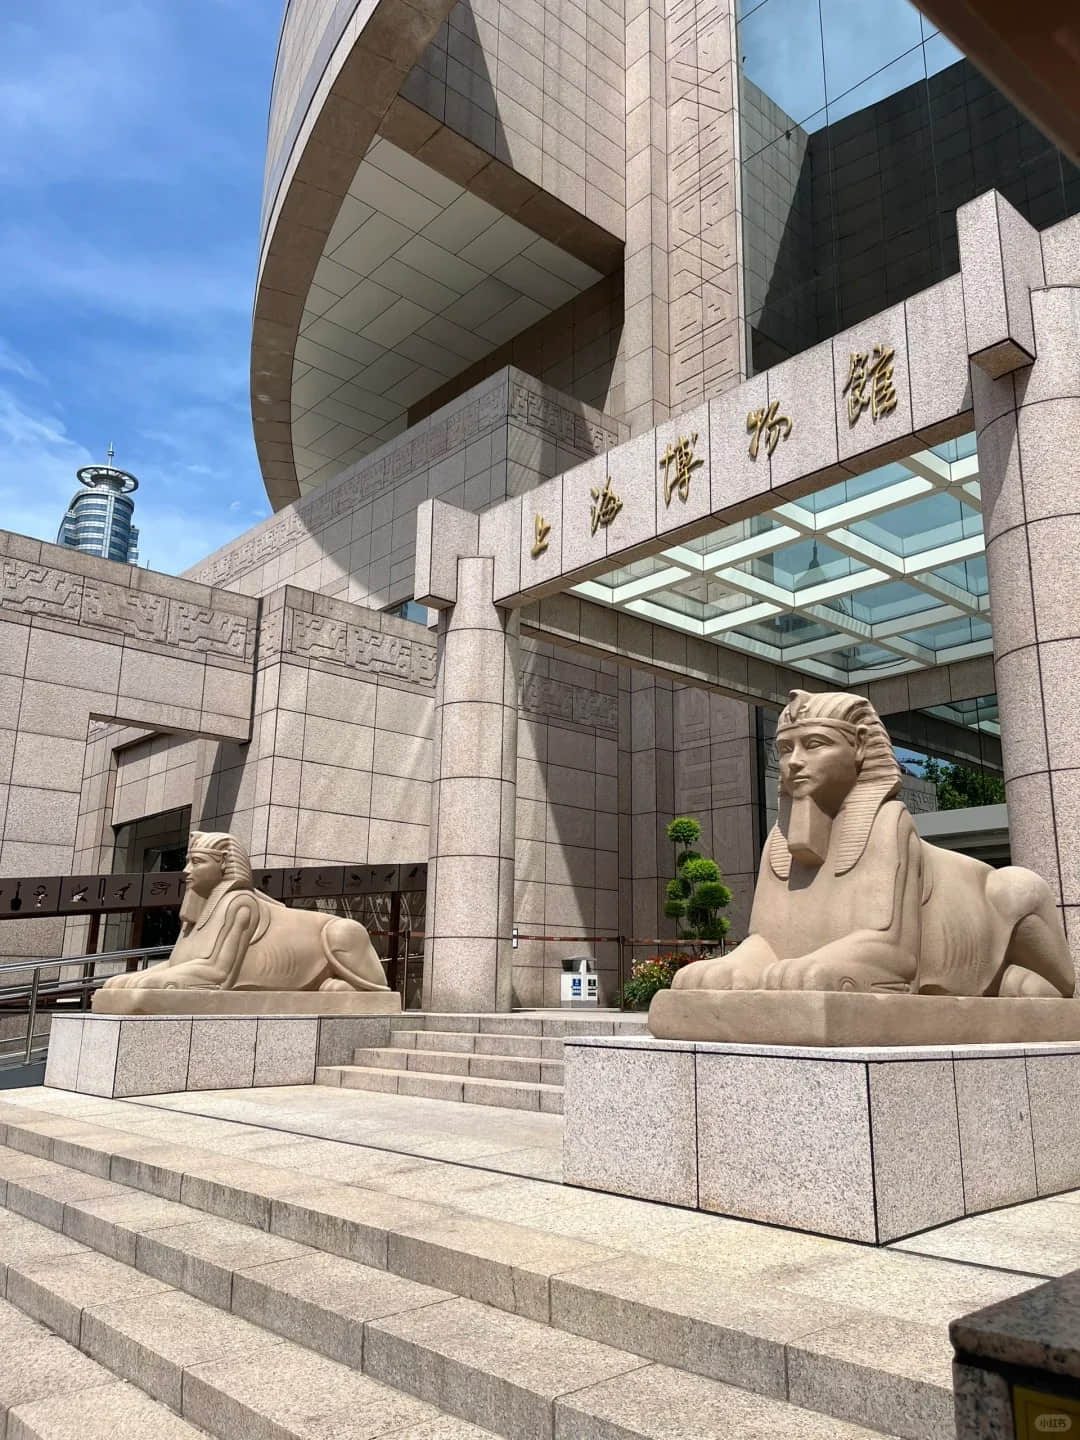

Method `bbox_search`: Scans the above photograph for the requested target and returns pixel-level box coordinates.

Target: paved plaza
[0,1079,1077,1437]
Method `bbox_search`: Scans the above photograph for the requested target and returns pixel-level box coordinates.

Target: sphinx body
[672,691,1073,1000]
[103,831,390,994]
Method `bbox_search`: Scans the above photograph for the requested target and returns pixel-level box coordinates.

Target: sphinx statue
[96,831,394,1012]
[650,690,1074,1041]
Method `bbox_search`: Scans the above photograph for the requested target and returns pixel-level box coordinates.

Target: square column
[423,556,519,1012]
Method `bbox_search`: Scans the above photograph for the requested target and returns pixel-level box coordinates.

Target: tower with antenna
[56,444,141,564]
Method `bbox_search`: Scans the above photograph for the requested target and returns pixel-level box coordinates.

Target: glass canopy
[571,436,989,685]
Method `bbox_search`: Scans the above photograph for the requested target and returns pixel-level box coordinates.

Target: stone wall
[189,368,624,610]
[514,641,620,1005]
[0,533,258,969]
[409,273,625,424]
[402,0,625,239]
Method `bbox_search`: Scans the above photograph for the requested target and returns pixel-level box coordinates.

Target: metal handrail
[0,945,171,979]
[0,945,172,1069]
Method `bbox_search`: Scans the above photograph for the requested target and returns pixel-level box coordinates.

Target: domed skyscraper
[56,444,140,565]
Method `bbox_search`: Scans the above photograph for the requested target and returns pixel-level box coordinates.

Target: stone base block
[44,1012,395,1097]
[648,989,1080,1046]
[563,1034,1080,1243]
[91,988,401,1016]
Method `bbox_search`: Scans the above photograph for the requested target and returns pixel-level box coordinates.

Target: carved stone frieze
[2,559,82,622]
[283,606,436,691]
[167,603,250,659]
[521,671,617,731]
[0,560,253,661]
[83,581,168,644]
[188,377,623,590]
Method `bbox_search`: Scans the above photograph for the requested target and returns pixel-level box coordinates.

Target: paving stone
[183,1341,444,1440]
[62,1191,194,1264]
[135,1214,311,1307]
[0,1215,89,1280]
[107,1143,204,1200]
[270,1182,447,1269]
[177,1155,315,1230]
[5,1171,126,1230]
[551,1253,860,1397]
[365,1295,647,1438]
[7,1379,206,1440]
[554,1361,894,1438]
[232,1249,452,1366]
[389,1210,618,1322]
[0,1299,115,1422]
[0,1150,62,1197]
[786,1312,955,1440]
[6,1249,170,1345]
[80,1287,285,1410]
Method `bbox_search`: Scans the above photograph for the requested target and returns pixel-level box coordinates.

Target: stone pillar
[423,555,519,1013]
[977,284,1080,978]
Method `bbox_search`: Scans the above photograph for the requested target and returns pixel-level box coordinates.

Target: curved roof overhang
[252,1,623,510]
[253,0,458,511]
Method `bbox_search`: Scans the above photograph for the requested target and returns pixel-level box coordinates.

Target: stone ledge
[91,990,401,1017]
[647,989,1080,1047]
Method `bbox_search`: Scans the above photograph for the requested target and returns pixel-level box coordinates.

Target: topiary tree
[663,816,732,946]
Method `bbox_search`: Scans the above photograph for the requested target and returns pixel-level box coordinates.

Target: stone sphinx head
[182,831,254,915]
[771,690,902,874]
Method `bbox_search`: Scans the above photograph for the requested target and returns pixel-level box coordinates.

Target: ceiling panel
[571,442,994,687]
[289,137,608,490]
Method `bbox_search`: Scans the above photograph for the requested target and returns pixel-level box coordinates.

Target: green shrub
[663,816,732,945]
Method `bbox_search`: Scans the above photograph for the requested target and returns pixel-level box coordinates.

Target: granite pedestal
[44,1012,398,1097]
[92,988,401,1016]
[563,1034,1080,1244]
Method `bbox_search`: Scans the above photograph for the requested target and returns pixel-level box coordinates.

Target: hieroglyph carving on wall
[189,379,622,590]
[286,610,436,690]
[509,382,620,455]
[0,561,253,661]
[1,560,82,622]
[521,672,618,732]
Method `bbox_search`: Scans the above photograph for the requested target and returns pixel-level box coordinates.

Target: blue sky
[0,1,278,574]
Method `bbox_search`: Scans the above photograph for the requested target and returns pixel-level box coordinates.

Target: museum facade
[0,0,1077,1010]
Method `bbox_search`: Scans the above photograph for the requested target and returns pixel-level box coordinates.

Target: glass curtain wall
[737,0,1080,372]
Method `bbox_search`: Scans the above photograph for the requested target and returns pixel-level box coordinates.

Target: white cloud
[0,2,278,579]
[0,339,42,383]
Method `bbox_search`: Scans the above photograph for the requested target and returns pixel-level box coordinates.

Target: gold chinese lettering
[842,344,897,426]
[589,475,623,535]
[746,401,792,460]
[659,432,704,506]
[530,513,551,557]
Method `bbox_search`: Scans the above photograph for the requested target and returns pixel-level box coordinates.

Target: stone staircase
[0,1093,912,1440]
[315,1011,650,1115]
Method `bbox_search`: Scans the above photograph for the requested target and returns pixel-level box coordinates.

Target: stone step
[0,1195,892,1440]
[389,1012,648,1040]
[0,1294,208,1440]
[365,1299,893,1440]
[0,1105,946,1440]
[352,1046,565,1087]
[317,1065,565,1114]
[391,1030,550,1059]
[0,1207,494,1440]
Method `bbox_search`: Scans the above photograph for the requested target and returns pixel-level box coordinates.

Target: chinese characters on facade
[746,401,792,460]
[530,513,551,557]
[843,345,897,426]
[589,475,623,535]
[523,341,899,563]
[659,433,703,506]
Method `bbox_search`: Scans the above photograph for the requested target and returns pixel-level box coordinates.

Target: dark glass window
[738,0,1078,373]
